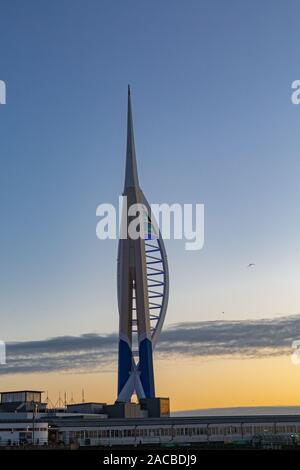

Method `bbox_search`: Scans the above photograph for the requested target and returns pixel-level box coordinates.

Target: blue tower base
[118,339,133,397]
[139,338,155,398]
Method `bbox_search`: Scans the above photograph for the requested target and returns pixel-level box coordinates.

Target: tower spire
[124,85,140,191]
[117,88,169,403]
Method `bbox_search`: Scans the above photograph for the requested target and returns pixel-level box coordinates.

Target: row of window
[0,428,47,433]
[68,424,300,440]
[1,392,41,403]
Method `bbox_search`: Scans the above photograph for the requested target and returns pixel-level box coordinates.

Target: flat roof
[44,414,300,428]
[0,390,43,394]
[67,403,106,406]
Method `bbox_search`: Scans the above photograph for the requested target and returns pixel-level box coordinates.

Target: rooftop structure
[0,390,43,404]
[0,390,46,413]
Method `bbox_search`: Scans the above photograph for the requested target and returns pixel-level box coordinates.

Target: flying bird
[247,263,255,268]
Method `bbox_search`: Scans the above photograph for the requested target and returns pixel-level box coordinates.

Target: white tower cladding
[117,87,169,402]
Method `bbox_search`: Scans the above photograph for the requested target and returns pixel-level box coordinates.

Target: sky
[1,0,300,410]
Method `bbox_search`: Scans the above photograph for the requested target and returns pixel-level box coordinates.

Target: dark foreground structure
[46,413,300,449]
[2,409,300,449]
[1,390,300,449]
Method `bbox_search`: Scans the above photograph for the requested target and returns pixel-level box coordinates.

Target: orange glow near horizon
[2,354,300,412]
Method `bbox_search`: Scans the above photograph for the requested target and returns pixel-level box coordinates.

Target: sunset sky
[1,0,300,411]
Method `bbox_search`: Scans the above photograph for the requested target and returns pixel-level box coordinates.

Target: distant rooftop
[0,390,43,394]
[67,402,105,406]
[0,390,43,405]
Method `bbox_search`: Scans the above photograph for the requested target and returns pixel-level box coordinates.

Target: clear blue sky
[1,0,300,342]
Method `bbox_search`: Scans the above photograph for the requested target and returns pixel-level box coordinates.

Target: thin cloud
[0,314,298,375]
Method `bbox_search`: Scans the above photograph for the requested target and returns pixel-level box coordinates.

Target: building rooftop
[0,390,43,394]
[43,413,300,428]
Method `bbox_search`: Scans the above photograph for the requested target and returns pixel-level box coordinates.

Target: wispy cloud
[2,334,118,375]
[158,315,298,358]
[0,314,298,375]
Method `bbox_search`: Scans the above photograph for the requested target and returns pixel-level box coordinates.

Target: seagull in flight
[247,263,255,268]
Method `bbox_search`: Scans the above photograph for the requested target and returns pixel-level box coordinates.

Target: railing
[0,438,48,447]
